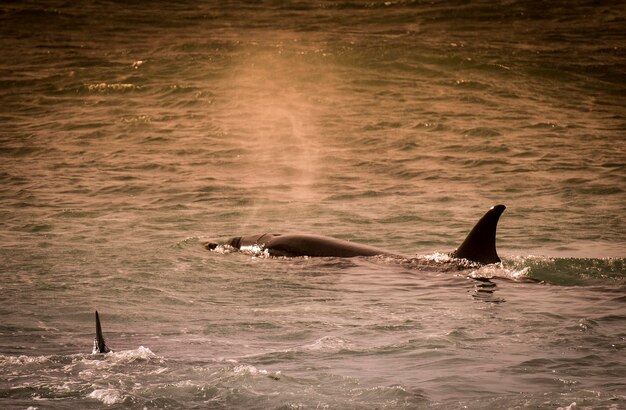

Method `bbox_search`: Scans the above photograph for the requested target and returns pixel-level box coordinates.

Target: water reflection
[470,277,505,304]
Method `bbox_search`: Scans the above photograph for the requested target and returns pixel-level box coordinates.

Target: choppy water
[1,1,625,408]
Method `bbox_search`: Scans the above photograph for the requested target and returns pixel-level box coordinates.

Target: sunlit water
[1,1,625,408]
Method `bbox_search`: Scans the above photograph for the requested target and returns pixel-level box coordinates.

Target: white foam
[210,244,237,254]
[239,244,268,257]
[420,252,454,263]
[88,388,124,405]
[0,354,50,366]
[467,263,530,281]
[300,336,350,353]
[109,346,156,362]
[87,83,138,92]
[233,364,268,375]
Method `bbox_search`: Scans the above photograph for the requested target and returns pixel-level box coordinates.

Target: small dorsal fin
[451,205,506,265]
[94,310,111,354]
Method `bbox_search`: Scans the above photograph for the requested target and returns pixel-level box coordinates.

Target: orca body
[217,232,392,258]
[93,310,111,354]
[206,204,506,265]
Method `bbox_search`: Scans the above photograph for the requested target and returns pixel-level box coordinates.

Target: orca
[205,204,506,265]
[93,310,111,354]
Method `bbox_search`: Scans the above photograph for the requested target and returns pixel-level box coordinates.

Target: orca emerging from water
[93,310,111,354]
[205,204,506,265]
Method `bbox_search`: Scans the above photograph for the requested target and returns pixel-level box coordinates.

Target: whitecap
[87,388,124,405]
[109,346,156,362]
[0,354,50,366]
[233,364,268,375]
[300,336,350,353]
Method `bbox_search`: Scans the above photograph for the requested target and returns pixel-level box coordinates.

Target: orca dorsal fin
[94,310,111,354]
[451,204,506,265]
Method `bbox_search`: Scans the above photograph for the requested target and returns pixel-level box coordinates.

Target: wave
[505,255,626,286]
[407,253,625,286]
[0,346,159,369]
[0,347,164,406]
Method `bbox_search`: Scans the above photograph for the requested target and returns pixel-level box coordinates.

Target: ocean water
[1,0,625,408]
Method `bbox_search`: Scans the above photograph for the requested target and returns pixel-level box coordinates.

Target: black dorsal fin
[94,310,111,353]
[451,204,506,265]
